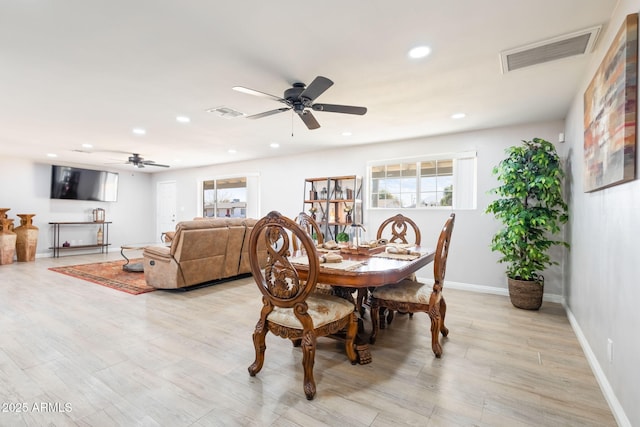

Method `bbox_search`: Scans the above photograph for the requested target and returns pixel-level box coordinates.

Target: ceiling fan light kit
[233,76,367,130]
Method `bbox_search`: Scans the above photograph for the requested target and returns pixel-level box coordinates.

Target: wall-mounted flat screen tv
[50,165,119,202]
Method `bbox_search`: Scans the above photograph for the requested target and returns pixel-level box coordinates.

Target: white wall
[150,119,566,296]
[563,1,640,425]
[0,158,155,256]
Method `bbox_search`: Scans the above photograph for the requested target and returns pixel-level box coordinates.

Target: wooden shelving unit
[303,175,362,241]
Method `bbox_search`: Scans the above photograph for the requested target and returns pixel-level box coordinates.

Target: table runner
[289,256,366,271]
[371,251,426,261]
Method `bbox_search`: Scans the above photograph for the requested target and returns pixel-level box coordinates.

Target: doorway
[156,181,177,241]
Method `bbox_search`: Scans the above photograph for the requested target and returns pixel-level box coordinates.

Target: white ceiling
[0,1,617,172]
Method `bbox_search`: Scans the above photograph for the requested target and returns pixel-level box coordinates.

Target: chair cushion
[268,293,355,329]
[371,279,431,304]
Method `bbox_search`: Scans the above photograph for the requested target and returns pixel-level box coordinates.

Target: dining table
[291,244,436,364]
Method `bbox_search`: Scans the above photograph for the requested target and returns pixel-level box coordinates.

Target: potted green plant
[485,138,569,310]
[336,232,350,244]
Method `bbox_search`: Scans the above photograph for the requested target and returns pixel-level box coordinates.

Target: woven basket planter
[508,277,543,310]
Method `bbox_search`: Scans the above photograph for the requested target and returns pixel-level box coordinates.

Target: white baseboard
[564,305,631,427]
[417,278,564,304]
[421,277,629,426]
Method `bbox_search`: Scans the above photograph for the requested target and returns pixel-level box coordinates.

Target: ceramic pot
[15,214,38,262]
[0,218,16,265]
[0,208,11,223]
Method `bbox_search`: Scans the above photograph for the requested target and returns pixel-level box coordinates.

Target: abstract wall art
[584,13,638,192]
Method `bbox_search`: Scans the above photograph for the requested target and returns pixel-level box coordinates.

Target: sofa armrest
[161,231,176,243]
[143,245,171,258]
[142,245,185,289]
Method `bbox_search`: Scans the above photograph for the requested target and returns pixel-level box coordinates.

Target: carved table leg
[332,286,373,364]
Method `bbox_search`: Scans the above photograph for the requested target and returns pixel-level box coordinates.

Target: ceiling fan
[233,76,367,130]
[125,153,170,168]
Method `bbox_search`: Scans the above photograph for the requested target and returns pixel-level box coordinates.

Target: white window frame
[367,151,477,210]
[198,173,260,219]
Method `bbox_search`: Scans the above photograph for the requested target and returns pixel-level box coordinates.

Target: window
[202,177,247,218]
[369,152,476,209]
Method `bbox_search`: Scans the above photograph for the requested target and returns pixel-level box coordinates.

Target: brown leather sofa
[143,217,263,289]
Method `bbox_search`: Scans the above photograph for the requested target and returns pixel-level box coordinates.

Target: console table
[49,221,111,258]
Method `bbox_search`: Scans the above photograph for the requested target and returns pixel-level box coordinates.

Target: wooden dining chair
[358,214,422,323]
[247,211,358,400]
[369,213,455,358]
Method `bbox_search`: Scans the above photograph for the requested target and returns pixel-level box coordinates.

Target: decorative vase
[507,277,543,310]
[0,208,12,231]
[0,218,17,265]
[15,214,38,262]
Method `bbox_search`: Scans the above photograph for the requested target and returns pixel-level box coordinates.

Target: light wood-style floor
[0,251,616,426]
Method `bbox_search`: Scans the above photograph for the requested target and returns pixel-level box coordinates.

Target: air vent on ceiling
[206,106,246,119]
[500,26,601,73]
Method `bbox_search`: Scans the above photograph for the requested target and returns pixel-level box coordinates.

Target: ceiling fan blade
[233,86,285,103]
[298,110,320,130]
[312,103,367,115]
[300,76,333,101]
[246,107,290,119]
[143,161,170,168]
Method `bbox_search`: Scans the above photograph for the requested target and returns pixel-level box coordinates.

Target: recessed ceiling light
[228,149,237,154]
[82,143,93,149]
[132,128,146,135]
[341,131,353,137]
[46,153,57,158]
[176,116,190,123]
[270,143,280,148]
[451,113,466,119]
[408,45,431,59]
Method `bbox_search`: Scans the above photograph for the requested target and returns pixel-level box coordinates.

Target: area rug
[49,259,156,295]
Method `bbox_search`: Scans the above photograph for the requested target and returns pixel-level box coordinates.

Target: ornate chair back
[376,213,421,245]
[249,211,320,309]
[434,213,455,289]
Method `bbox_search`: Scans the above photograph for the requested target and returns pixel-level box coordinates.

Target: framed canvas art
[583,13,638,192]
